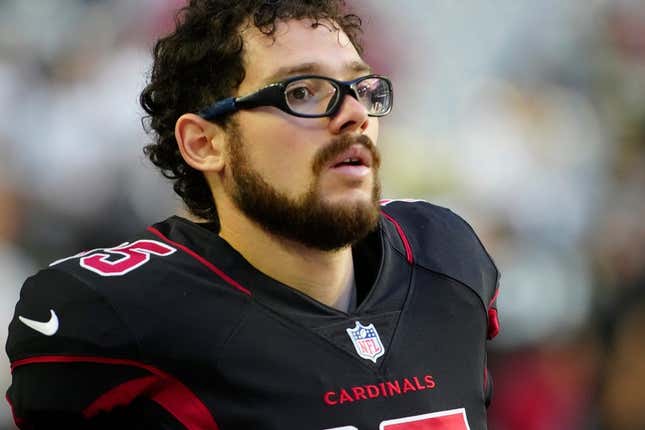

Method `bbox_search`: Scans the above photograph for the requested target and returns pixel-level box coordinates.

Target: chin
[323,190,374,208]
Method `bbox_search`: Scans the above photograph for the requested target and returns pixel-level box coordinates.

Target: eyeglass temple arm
[198,98,238,120]
[198,84,282,120]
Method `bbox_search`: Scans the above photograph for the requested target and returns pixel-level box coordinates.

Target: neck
[217,200,355,310]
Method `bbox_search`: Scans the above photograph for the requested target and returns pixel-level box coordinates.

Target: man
[6,1,500,429]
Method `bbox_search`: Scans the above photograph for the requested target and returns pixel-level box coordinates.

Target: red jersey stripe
[11,355,219,430]
[147,226,252,296]
[381,211,414,265]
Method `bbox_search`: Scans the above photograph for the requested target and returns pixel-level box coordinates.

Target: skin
[174,19,380,309]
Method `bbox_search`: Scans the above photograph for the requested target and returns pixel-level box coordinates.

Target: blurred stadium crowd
[1,1,644,429]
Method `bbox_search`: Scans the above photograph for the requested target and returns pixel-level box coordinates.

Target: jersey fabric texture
[6,200,500,430]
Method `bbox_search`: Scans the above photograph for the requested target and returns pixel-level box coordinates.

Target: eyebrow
[261,61,373,85]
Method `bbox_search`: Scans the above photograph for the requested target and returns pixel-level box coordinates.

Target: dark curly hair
[140,0,363,222]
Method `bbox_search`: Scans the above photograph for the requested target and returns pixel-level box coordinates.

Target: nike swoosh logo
[19,309,59,336]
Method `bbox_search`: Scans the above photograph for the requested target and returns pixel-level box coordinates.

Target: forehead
[240,19,367,90]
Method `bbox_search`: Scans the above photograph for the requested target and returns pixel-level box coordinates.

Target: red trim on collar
[381,211,414,265]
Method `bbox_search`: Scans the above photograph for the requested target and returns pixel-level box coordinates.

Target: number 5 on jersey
[50,240,176,276]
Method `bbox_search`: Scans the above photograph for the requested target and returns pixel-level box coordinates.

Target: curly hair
[140,0,363,222]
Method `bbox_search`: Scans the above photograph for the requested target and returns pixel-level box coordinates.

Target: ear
[175,113,226,173]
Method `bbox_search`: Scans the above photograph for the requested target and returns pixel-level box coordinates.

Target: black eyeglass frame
[198,74,393,120]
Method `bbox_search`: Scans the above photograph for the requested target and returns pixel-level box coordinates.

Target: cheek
[367,118,380,145]
[237,114,321,189]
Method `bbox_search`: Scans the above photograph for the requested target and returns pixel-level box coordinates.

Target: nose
[327,94,370,135]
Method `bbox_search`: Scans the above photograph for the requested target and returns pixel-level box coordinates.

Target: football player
[6,1,500,429]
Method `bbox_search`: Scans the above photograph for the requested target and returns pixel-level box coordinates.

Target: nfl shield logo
[346,321,385,363]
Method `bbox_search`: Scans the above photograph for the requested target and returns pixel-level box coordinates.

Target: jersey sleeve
[5,269,184,429]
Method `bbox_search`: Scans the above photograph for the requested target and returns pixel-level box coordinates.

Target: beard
[223,122,382,251]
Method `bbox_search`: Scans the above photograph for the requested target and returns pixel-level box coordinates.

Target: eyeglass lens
[284,77,390,116]
[285,79,337,116]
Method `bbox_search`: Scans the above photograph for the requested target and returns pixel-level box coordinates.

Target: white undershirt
[333,264,357,313]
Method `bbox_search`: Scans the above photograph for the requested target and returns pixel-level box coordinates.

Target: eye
[357,79,388,101]
[286,85,314,103]
[356,83,371,97]
[356,79,383,101]
[284,78,337,114]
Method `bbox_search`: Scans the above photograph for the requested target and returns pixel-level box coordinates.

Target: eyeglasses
[198,74,393,120]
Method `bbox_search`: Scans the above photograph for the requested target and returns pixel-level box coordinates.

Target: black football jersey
[6,200,500,430]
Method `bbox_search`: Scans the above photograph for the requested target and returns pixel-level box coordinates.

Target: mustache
[312,134,381,175]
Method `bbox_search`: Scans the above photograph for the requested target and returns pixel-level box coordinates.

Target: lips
[312,134,380,176]
[330,145,373,169]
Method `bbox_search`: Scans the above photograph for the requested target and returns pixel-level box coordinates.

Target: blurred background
[1,0,644,429]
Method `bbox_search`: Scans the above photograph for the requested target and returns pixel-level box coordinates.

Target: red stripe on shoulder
[381,211,414,264]
[147,226,252,296]
[11,355,219,430]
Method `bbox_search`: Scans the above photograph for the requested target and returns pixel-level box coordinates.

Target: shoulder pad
[7,268,137,362]
[45,222,250,300]
[380,200,500,312]
[30,220,251,355]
